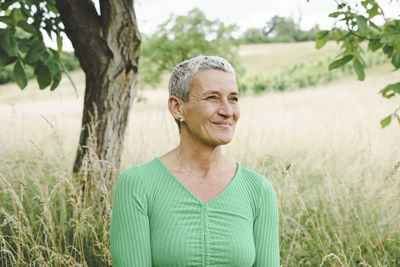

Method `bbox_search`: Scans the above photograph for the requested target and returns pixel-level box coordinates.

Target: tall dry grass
[0,116,113,266]
[1,62,399,265]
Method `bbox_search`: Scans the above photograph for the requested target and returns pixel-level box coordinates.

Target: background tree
[0,0,141,188]
[263,15,280,36]
[262,15,320,43]
[238,15,320,44]
[138,8,243,88]
[265,16,299,42]
[240,27,269,44]
[314,0,400,127]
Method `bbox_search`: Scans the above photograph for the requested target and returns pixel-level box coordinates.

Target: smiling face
[180,69,240,147]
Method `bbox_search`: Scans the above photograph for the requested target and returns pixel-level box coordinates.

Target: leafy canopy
[0,0,75,91]
[314,0,400,127]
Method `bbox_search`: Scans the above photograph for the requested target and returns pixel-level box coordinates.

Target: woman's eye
[206,95,217,100]
[230,97,239,102]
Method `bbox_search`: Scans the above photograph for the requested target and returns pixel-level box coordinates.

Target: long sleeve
[253,178,280,267]
[110,168,152,267]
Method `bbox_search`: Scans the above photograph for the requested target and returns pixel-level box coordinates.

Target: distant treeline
[238,16,322,44]
[0,51,80,85]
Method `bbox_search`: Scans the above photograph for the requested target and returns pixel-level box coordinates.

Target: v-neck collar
[154,157,241,206]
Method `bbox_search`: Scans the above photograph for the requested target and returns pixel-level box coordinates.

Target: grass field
[1,42,399,266]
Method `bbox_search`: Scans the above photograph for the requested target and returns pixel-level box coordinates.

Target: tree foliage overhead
[0,0,71,91]
[139,8,242,88]
[314,0,400,127]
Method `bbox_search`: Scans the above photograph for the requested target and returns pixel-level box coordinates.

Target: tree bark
[55,0,140,188]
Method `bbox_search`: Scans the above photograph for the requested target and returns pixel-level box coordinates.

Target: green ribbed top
[110,157,280,266]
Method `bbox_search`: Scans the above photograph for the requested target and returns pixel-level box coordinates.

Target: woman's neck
[175,135,225,177]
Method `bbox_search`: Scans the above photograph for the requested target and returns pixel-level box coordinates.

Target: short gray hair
[168,55,236,102]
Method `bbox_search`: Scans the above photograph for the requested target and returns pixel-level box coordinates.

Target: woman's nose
[217,99,233,117]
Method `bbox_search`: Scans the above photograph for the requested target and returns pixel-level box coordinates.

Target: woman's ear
[168,96,184,120]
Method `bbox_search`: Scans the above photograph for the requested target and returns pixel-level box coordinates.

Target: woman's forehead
[190,69,238,94]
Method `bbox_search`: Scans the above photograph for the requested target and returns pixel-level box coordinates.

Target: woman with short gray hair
[110,55,280,266]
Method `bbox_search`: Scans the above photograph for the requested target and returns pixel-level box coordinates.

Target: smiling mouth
[212,122,232,128]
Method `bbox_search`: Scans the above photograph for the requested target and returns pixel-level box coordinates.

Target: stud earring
[177,116,184,122]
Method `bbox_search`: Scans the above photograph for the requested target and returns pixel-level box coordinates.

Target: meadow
[0,41,399,266]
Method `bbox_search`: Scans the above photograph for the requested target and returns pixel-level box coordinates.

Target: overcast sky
[135,0,337,34]
[56,0,399,51]
[134,0,399,34]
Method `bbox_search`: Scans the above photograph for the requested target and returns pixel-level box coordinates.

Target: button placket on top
[201,203,210,267]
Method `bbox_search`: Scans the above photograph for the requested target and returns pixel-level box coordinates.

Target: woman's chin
[211,133,234,146]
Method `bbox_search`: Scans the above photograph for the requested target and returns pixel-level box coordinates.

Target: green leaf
[0,16,15,26]
[396,114,400,124]
[13,60,27,89]
[361,0,370,8]
[20,5,31,18]
[47,57,61,76]
[0,0,15,10]
[329,12,342,18]
[368,39,382,52]
[369,21,382,33]
[315,30,330,49]
[383,45,394,57]
[17,21,36,34]
[337,3,346,9]
[367,3,380,18]
[18,39,31,53]
[346,12,357,19]
[331,28,343,43]
[57,35,63,54]
[50,71,62,91]
[381,33,400,43]
[353,58,365,81]
[10,8,26,22]
[0,30,18,57]
[61,61,78,97]
[24,44,47,65]
[329,55,353,70]
[380,114,392,128]
[356,16,368,35]
[391,51,400,69]
[0,47,16,66]
[47,3,59,13]
[34,63,52,89]
[380,82,400,98]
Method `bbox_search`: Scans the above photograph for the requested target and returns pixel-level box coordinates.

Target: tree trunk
[55,0,140,188]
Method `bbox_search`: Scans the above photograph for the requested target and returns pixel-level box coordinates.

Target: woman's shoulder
[116,158,161,186]
[238,164,276,193]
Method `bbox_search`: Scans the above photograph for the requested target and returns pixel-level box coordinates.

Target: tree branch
[345,19,374,41]
[55,0,112,74]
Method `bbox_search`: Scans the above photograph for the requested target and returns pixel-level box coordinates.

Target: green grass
[1,42,400,266]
